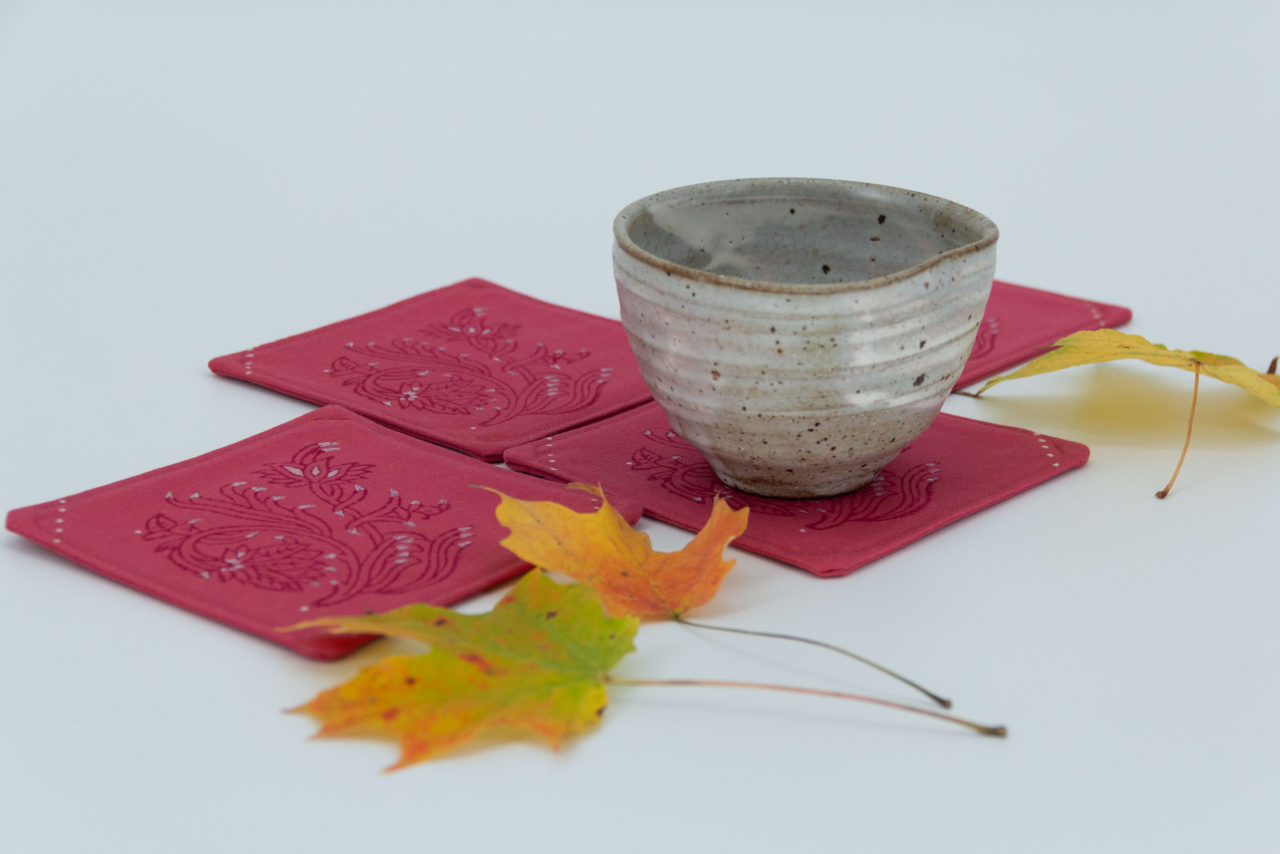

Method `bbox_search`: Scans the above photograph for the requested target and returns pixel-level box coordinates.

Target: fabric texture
[6,406,640,660]
[504,402,1089,577]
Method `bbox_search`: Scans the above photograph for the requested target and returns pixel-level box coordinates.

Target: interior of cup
[615,178,998,289]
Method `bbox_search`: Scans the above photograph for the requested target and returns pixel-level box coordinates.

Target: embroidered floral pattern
[140,443,470,606]
[326,307,614,425]
[627,429,940,526]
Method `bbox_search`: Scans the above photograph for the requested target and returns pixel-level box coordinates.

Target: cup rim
[612,177,999,295]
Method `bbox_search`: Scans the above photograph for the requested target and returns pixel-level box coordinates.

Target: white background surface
[3,2,1279,852]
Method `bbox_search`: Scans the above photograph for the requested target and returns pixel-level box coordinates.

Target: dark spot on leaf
[404,677,417,686]
[545,610,558,620]
[382,708,400,722]
[459,652,494,674]
[434,617,449,627]
[596,706,607,717]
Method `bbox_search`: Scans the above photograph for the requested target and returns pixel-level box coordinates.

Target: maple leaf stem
[605,676,1005,737]
[674,615,952,708]
[1268,356,1278,375]
[1155,361,1201,499]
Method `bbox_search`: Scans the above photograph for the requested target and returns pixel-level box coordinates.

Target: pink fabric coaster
[209,278,653,461]
[957,280,1131,388]
[504,402,1088,578]
[6,406,641,660]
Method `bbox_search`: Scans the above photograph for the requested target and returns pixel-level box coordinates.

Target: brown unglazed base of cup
[706,458,888,499]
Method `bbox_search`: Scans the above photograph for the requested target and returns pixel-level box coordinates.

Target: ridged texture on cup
[614,179,997,498]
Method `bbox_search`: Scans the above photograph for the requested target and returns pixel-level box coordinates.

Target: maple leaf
[486,484,749,619]
[975,330,1280,496]
[285,569,638,769]
[975,330,1280,404]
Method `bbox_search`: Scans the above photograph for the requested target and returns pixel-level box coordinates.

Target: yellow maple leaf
[976,329,1280,406]
[486,484,749,619]
[975,329,1280,497]
[284,569,639,770]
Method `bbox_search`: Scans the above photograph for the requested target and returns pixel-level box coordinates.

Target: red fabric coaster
[957,280,1131,388]
[504,402,1088,578]
[6,406,641,660]
[209,278,653,461]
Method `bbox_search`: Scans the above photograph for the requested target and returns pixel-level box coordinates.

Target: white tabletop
[4,2,1278,852]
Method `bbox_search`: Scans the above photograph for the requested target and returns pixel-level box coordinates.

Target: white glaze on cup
[613,178,999,498]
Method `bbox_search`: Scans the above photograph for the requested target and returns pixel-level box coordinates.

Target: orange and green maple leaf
[486,484,749,619]
[284,569,639,770]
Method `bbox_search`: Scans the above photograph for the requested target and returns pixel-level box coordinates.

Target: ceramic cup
[613,177,999,498]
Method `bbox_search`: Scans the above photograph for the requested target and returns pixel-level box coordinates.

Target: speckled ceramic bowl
[613,178,999,498]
